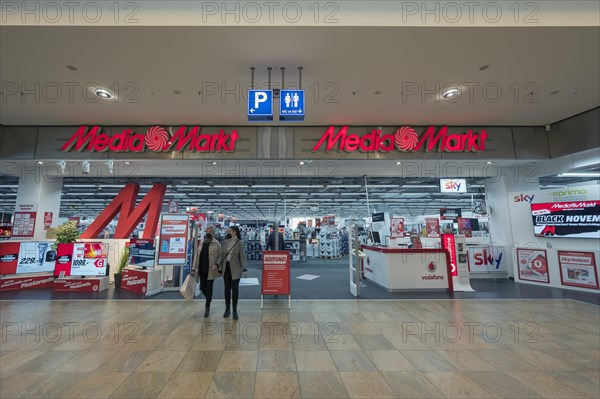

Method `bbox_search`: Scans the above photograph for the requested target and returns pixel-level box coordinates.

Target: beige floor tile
[325,335,362,351]
[257,350,296,371]
[360,312,394,323]
[176,350,223,372]
[381,371,446,398]
[0,350,45,373]
[156,334,197,351]
[298,371,350,398]
[253,371,301,399]
[354,335,396,351]
[0,371,48,398]
[216,350,258,371]
[56,350,115,372]
[401,350,458,372]
[546,350,600,370]
[116,335,167,351]
[507,370,591,398]
[577,349,600,361]
[205,371,255,398]
[157,372,213,398]
[259,333,293,350]
[435,349,496,371]
[292,334,328,351]
[61,372,130,398]
[224,333,261,351]
[425,371,494,398]
[13,350,80,372]
[19,371,89,398]
[191,334,227,351]
[467,371,542,398]
[366,350,417,371]
[347,323,381,336]
[339,371,396,398]
[330,350,377,372]
[473,349,538,370]
[95,350,151,372]
[313,312,342,323]
[262,312,289,323]
[384,334,431,350]
[512,349,577,371]
[135,350,186,372]
[295,350,337,371]
[109,372,172,398]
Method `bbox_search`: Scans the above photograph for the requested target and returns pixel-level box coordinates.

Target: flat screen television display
[371,231,381,244]
[129,239,156,268]
[531,201,600,238]
[54,242,108,277]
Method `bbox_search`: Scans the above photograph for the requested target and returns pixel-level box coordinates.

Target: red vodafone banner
[262,251,290,295]
[121,268,148,295]
[441,234,458,277]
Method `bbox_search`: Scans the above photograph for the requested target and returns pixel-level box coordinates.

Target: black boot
[204,304,210,318]
[233,309,239,320]
[223,306,230,318]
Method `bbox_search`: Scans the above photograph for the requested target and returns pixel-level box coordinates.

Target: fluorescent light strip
[402,185,438,188]
[252,185,286,188]
[557,172,600,177]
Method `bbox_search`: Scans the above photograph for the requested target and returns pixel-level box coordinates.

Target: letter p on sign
[255,91,268,108]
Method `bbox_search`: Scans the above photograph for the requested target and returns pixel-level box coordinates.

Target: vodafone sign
[61,126,239,153]
[312,126,488,153]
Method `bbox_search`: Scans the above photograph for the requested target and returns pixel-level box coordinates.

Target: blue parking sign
[279,90,305,121]
[248,90,273,121]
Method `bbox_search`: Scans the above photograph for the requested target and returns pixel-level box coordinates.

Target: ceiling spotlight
[395,161,402,165]
[57,160,66,174]
[486,161,493,165]
[95,88,113,99]
[82,161,90,174]
[107,160,114,174]
[37,161,44,165]
[442,88,460,99]
[211,161,217,165]
[299,161,305,165]
[124,161,131,165]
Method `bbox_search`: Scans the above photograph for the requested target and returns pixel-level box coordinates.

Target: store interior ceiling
[1,165,598,220]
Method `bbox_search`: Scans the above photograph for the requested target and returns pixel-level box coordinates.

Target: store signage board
[531,200,600,238]
[12,212,36,237]
[441,234,458,277]
[468,245,505,273]
[0,241,56,275]
[440,208,462,220]
[279,90,305,121]
[61,126,240,153]
[312,126,488,153]
[262,251,290,295]
[157,214,190,265]
[248,90,273,121]
[557,251,598,290]
[129,239,156,268]
[440,179,467,193]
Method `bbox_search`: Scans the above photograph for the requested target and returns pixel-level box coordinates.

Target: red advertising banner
[43,212,53,230]
[426,218,440,238]
[558,251,599,289]
[390,218,405,238]
[54,243,107,277]
[0,275,54,291]
[121,268,149,294]
[262,251,290,295]
[0,241,56,275]
[531,200,600,238]
[53,277,108,292]
[68,216,81,226]
[441,234,458,277]
[12,212,36,237]
[0,242,20,274]
[157,214,189,265]
[457,218,472,237]
[516,248,550,284]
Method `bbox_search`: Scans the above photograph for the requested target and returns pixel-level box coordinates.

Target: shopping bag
[180,274,196,301]
[195,282,201,298]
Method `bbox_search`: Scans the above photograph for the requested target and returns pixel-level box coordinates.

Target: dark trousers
[199,272,214,308]
[223,262,240,311]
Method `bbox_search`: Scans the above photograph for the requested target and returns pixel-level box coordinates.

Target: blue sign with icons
[248,90,273,121]
[279,90,305,121]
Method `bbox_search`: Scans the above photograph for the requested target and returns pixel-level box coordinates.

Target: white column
[15,173,63,240]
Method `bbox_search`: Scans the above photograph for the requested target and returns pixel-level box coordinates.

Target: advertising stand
[121,238,162,297]
[441,234,474,292]
[53,242,109,292]
[157,214,192,292]
[0,240,55,291]
[261,251,291,309]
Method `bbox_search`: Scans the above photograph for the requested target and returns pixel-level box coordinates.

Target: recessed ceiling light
[66,65,77,71]
[211,161,217,165]
[299,161,305,165]
[442,88,460,98]
[395,161,402,165]
[95,88,112,99]
[174,90,181,95]
[374,91,382,95]
[37,161,43,165]
[124,161,131,165]
[549,90,560,95]
[478,65,489,71]
[486,161,493,165]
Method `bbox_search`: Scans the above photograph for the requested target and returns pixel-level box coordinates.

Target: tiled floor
[1,299,598,398]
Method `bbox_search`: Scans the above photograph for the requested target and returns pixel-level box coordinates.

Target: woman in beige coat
[217,225,247,320]
[193,225,221,317]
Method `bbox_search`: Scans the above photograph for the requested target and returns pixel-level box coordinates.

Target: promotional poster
[426,218,441,238]
[390,218,405,238]
[55,242,108,277]
[129,239,156,268]
[558,251,599,289]
[457,218,473,237]
[517,248,550,283]
[0,241,56,275]
[158,214,189,265]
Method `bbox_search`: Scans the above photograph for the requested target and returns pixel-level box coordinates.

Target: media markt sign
[61,126,239,153]
[312,126,488,153]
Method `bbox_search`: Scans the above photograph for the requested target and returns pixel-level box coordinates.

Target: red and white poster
[157,214,189,265]
[68,216,81,226]
[558,251,598,289]
[457,218,472,237]
[531,201,600,238]
[517,248,550,283]
[54,242,108,277]
[121,268,148,294]
[0,241,56,275]
[0,275,54,291]
[262,251,290,295]
[12,204,38,237]
[43,212,53,230]
[441,234,458,277]
[426,218,440,238]
[391,218,405,238]
[53,277,107,292]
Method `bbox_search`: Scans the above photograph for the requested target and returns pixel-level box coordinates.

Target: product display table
[53,276,109,292]
[121,267,162,297]
[361,245,453,292]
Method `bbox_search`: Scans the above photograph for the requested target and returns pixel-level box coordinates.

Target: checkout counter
[361,245,454,292]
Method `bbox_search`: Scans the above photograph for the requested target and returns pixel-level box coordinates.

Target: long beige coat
[217,238,247,280]
[193,238,221,280]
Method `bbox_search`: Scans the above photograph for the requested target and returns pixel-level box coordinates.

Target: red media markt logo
[394,126,419,151]
[427,262,437,273]
[145,126,170,151]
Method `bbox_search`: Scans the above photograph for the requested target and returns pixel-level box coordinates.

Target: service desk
[361,245,453,292]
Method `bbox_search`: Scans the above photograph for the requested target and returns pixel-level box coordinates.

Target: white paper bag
[180,274,196,300]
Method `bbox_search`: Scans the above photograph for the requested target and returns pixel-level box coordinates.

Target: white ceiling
[1,25,598,126]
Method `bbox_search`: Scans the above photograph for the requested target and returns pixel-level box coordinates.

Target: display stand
[121,267,162,297]
[261,250,291,309]
[0,273,54,291]
[53,276,109,292]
